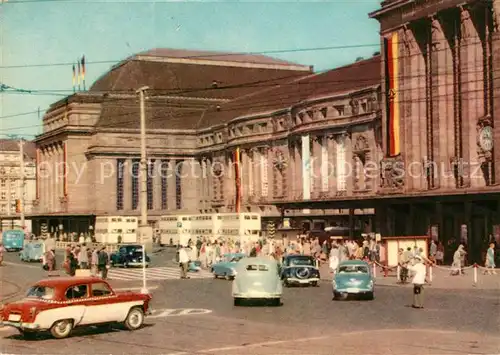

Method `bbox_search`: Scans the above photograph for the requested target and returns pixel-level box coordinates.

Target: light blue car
[19,240,44,262]
[332,260,374,300]
[211,253,246,280]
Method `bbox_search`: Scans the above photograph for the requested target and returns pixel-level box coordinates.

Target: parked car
[110,245,150,268]
[332,260,374,300]
[280,255,320,287]
[211,253,246,280]
[0,276,152,339]
[19,240,44,262]
[232,257,282,306]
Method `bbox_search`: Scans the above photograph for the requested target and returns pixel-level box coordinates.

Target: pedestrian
[0,243,4,266]
[91,248,99,275]
[45,249,56,271]
[407,255,426,309]
[97,246,109,279]
[66,252,78,276]
[329,245,340,275]
[178,245,190,279]
[78,243,89,269]
[429,240,437,263]
[451,245,466,275]
[484,243,497,275]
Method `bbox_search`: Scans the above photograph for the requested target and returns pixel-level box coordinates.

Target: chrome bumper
[286,277,319,283]
[128,262,149,267]
[0,321,40,330]
[334,288,373,293]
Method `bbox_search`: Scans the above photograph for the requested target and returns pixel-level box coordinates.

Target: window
[246,265,269,271]
[65,284,88,300]
[147,160,154,210]
[161,160,168,210]
[131,159,140,210]
[339,265,368,274]
[116,159,125,211]
[91,282,113,297]
[1,192,5,200]
[0,179,5,188]
[175,160,183,210]
[26,286,55,300]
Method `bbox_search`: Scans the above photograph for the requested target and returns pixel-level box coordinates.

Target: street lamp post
[136,86,151,295]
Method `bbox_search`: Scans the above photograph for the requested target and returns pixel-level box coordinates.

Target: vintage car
[19,240,44,262]
[232,257,282,306]
[211,253,246,280]
[110,245,150,268]
[332,260,374,300]
[280,255,320,287]
[2,230,25,252]
[0,276,152,339]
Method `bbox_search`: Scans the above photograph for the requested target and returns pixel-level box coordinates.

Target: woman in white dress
[329,245,340,274]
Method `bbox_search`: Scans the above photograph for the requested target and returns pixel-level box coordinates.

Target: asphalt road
[2,248,500,354]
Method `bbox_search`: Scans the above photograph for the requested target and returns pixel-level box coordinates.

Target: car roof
[34,276,106,289]
[238,257,278,266]
[284,255,313,259]
[339,260,369,266]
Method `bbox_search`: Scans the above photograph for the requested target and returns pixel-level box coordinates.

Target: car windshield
[246,264,269,271]
[229,256,243,262]
[339,265,368,274]
[26,285,55,300]
[131,251,143,257]
[289,257,314,266]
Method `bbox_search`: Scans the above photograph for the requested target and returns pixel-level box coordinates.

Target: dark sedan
[110,245,150,268]
[280,255,320,287]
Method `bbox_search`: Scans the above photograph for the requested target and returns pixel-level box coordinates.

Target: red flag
[77,61,81,85]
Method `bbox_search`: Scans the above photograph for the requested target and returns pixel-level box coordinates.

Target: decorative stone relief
[349,99,360,115]
[460,7,471,42]
[272,148,288,171]
[380,156,405,189]
[476,116,494,163]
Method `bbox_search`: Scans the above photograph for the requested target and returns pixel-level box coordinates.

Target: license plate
[346,288,360,293]
[8,314,21,322]
[298,280,310,283]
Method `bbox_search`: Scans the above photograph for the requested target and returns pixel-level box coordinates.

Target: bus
[216,213,261,243]
[158,215,181,246]
[158,213,262,246]
[94,216,138,244]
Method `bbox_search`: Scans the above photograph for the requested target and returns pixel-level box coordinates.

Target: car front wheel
[365,292,374,300]
[124,307,144,330]
[50,319,73,339]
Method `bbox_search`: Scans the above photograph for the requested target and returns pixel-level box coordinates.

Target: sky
[0,0,381,139]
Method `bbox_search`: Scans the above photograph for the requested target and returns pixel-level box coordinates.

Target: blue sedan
[211,253,246,280]
[332,260,374,300]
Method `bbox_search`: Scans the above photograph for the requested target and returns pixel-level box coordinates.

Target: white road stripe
[107,267,213,281]
[165,336,330,355]
[3,261,40,269]
[113,286,159,291]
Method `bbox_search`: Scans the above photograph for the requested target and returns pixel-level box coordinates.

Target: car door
[59,284,88,326]
[82,282,125,324]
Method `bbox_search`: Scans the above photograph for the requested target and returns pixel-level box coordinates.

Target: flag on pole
[72,64,76,92]
[81,55,86,90]
[77,60,81,90]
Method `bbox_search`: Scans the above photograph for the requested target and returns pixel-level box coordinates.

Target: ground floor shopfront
[275,192,500,264]
[30,215,96,238]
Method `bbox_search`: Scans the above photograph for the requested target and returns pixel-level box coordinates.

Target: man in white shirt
[178,245,190,279]
[408,255,426,309]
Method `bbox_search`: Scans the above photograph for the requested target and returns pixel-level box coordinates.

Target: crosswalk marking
[107,266,213,281]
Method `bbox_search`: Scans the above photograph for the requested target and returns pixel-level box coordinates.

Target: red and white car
[0,276,152,339]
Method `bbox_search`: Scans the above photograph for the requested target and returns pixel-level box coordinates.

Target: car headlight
[368,280,374,288]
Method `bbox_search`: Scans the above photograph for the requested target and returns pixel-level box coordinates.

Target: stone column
[345,133,354,195]
[154,160,162,211]
[286,142,295,201]
[327,134,337,196]
[295,141,303,199]
[225,153,235,210]
[240,150,248,204]
[122,159,131,212]
[460,8,483,188]
[405,27,427,191]
[260,146,269,200]
[311,136,321,198]
[493,2,500,183]
[252,148,261,199]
